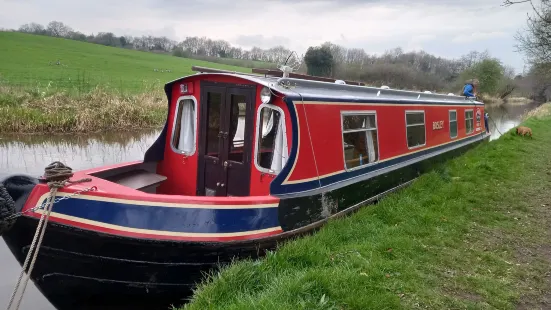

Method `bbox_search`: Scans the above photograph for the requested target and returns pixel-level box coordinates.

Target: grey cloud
[0,0,529,73]
[234,34,291,48]
[145,0,263,17]
[140,0,489,17]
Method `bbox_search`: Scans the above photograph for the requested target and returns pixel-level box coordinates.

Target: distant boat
[0,65,490,309]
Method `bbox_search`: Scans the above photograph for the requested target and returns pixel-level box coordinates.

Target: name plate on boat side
[432,121,444,130]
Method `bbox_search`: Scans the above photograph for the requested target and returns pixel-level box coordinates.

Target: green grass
[179,104,551,310]
[0,31,256,94]
[0,31,267,133]
[0,84,167,133]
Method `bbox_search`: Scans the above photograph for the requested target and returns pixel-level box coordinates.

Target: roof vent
[447,93,455,96]
[335,80,346,85]
[381,85,390,89]
[423,91,432,94]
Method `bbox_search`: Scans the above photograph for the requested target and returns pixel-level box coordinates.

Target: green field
[0,31,255,94]
[180,104,551,310]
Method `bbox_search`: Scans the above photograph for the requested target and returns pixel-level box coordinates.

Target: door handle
[218,131,229,139]
[223,161,229,171]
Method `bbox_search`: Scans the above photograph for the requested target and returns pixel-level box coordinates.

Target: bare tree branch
[502,0,532,7]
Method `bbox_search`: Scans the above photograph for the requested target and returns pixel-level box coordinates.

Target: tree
[172,46,190,58]
[525,62,551,101]
[67,31,87,41]
[93,32,119,47]
[504,0,551,101]
[461,59,504,94]
[46,21,72,37]
[504,0,551,64]
[304,45,334,77]
[18,23,45,35]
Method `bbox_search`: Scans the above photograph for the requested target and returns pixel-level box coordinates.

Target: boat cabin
[94,65,487,199]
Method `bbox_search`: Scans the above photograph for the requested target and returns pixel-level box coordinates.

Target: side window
[342,113,379,170]
[256,106,288,173]
[449,110,458,139]
[172,98,196,154]
[465,110,474,134]
[406,111,426,148]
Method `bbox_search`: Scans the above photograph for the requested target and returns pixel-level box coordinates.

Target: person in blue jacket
[463,79,479,98]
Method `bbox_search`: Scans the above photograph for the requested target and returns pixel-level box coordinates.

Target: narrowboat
[0,65,490,309]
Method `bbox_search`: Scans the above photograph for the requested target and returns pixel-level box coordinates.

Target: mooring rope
[6,161,91,310]
[488,116,504,136]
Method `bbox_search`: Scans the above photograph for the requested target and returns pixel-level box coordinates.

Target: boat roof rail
[183,65,481,104]
[191,66,263,78]
[251,68,365,86]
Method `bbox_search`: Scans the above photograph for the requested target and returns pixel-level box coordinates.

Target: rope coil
[6,161,92,310]
[0,184,16,235]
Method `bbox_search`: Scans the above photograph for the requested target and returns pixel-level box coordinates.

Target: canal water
[485,101,541,140]
[0,129,160,309]
[0,101,542,309]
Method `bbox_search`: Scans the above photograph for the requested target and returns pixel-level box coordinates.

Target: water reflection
[0,129,161,179]
[0,129,161,309]
[485,101,541,141]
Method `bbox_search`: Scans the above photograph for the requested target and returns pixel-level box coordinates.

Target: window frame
[340,111,380,172]
[170,95,198,156]
[465,109,474,135]
[449,109,458,139]
[253,103,287,174]
[405,110,426,149]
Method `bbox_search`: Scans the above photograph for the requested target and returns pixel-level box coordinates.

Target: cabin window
[405,111,426,148]
[171,97,196,154]
[465,110,474,134]
[341,113,379,169]
[255,105,288,173]
[449,110,458,139]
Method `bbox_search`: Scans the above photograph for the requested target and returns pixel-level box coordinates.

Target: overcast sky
[0,0,535,73]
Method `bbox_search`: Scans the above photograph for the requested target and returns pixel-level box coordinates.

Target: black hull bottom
[3,216,282,310]
[277,135,488,230]
[1,135,488,310]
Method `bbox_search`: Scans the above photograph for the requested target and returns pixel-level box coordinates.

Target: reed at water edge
[0,82,167,134]
[178,104,551,310]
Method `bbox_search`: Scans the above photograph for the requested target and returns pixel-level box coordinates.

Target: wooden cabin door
[197,82,254,197]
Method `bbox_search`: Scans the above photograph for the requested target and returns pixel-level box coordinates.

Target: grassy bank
[0,31,254,94]
[481,94,534,106]
[0,32,263,133]
[0,83,167,133]
[179,104,551,310]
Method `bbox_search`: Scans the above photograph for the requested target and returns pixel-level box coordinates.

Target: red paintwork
[286,103,485,181]
[155,75,292,197]
[249,87,292,195]
[24,170,281,206]
[20,171,282,242]
[19,73,486,242]
[282,103,324,182]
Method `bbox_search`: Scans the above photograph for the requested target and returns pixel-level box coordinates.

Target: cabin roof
[167,66,484,105]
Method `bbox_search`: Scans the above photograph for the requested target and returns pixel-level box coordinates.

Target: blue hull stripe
[271,132,486,195]
[45,199,280,234]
